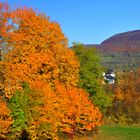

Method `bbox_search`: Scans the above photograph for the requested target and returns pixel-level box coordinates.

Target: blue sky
[2,0,140,46]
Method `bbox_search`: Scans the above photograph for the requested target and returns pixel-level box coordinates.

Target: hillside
[102,30,140,44]
[100,30,140,52]
[85,30,140,71]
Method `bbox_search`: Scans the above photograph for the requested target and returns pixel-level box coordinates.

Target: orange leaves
[30,81,102,138]
[0,2,10,36]
[114,86,124,100]
[1,6,79,97]
[59,85,102,135]
[0,96,12,137]
[2,62,31,98]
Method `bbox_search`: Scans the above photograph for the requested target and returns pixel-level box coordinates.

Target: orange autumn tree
[1,7,79,98]
[0,3,102,139]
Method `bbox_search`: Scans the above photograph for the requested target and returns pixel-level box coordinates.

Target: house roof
[105,75,115,80]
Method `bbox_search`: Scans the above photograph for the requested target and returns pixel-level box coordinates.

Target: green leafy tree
[71,43,113,113]
[8,83,31,139]
[71,43,102,94]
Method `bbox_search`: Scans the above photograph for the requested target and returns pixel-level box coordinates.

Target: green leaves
[71,43,113,114]
[8,84,31,137]
[72,43,102,95]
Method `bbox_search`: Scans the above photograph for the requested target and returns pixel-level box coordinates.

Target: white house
[103,69,115,84]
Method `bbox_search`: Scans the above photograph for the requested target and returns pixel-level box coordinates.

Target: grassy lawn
[95,125,140,140]
[65,125,140,140]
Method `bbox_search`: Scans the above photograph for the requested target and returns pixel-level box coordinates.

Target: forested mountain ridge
[102,30,140,44]
[85,30,140,51]
[84,30,140,70]
[100,30,140,52]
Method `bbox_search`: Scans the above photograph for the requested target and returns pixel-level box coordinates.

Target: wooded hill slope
[85,30,140,71]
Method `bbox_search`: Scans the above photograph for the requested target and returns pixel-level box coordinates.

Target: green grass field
[71,125,140,140]
[95,125,140,140]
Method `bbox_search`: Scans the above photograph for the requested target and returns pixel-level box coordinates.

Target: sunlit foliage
[0,2,102,139]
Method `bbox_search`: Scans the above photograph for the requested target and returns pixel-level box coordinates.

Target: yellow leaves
[28,124,39,140]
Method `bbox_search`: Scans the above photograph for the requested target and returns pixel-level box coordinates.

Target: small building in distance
[103,69,115,84]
